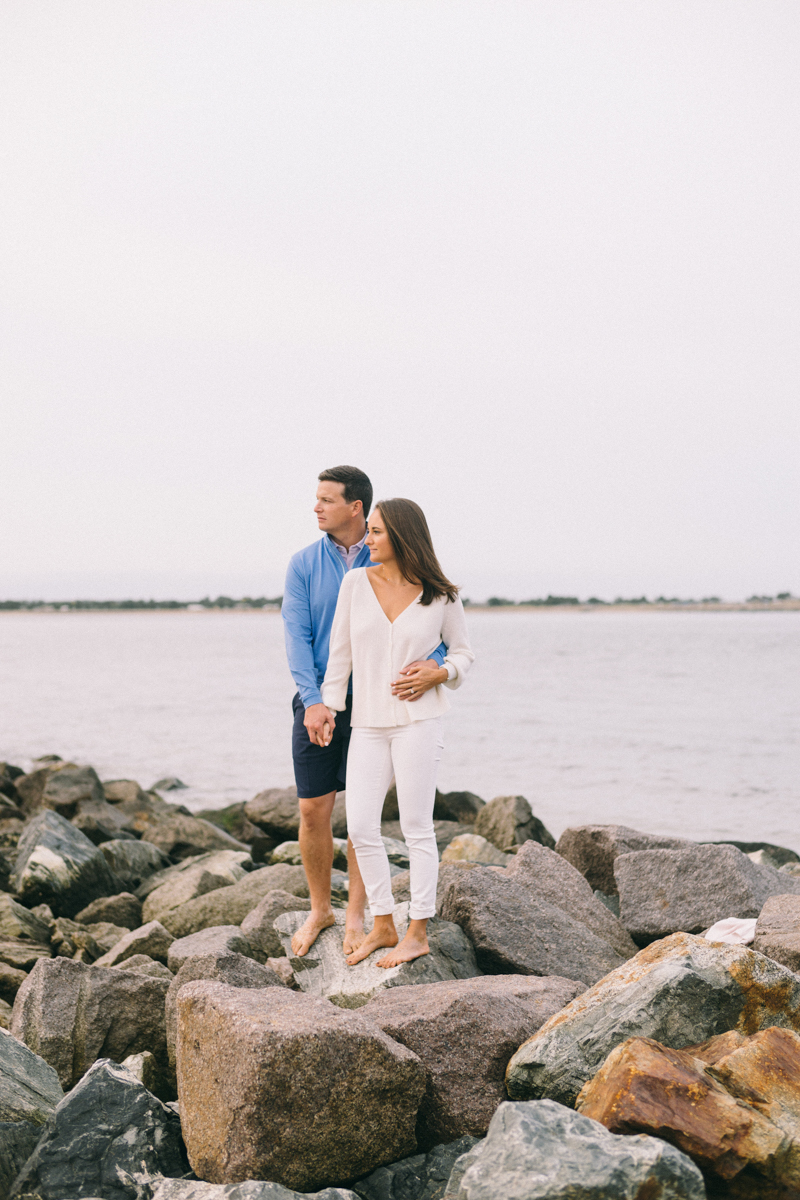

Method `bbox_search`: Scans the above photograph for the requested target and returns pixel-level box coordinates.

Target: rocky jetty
[3,754,800,1197]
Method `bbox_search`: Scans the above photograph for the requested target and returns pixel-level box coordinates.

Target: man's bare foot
[345,923,398,966]
[342,918,365,956]
[291,911,335,957]
[376,931,430,969]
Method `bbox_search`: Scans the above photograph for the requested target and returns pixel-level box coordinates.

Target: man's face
[314,481,360,538]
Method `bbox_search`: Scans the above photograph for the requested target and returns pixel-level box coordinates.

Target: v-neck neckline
[364,569,422,625]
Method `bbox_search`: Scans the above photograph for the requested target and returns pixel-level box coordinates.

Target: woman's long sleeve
[320,573,354,713]
[440,598,475,689]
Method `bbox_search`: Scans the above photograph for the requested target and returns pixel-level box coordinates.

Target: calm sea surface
[0,610,798,850]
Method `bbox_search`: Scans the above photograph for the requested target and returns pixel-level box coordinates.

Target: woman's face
[365,508,395,565]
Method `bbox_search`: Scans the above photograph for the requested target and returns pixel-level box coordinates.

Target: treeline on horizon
[0,591,795,612]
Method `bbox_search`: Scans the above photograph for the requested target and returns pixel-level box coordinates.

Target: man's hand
[391,658,448,702]
[304,703,336,747]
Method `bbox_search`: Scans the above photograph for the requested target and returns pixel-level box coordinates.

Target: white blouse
[321,568,475,728]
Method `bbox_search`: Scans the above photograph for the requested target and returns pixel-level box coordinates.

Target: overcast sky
[2,2,798,602]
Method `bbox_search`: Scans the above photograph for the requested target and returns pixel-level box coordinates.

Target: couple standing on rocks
[282,465,474,968]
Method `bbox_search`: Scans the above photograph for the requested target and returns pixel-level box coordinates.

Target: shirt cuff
[445,660,457,682]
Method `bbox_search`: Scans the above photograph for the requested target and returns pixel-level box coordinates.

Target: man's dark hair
[318,465,373,518]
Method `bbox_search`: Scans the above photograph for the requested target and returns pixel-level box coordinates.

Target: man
[282,465,449,956]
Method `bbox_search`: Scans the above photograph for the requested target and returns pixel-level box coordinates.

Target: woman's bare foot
[376,930,430,968]
[345,916,398,966]
[291,911,335,957]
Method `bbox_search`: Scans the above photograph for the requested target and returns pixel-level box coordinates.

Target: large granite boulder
[176,981,426,1191]
[472,795,555,853]
[94,919,175,967]
[12,809,122,917]
[433,790,485,826]
[165,952,285,1069]
[142,851,251,923]
[505,931,800,1107]
[152,1182,359,1199]
[11,956,170,1089]
[275,905,481,1009]
[162,864,309,937]
[440,834,510,867]
[71,794,141,844]
[354,1136,478,1200]
[244,787,304,840]
[17,764,104,818]
[0,1027,63,1199]
[168,925,257,972]
[139,812,251,860]
[576,1030,800,1190]
[8,1058,187,1200]
[100,838,171,890]
[438,862,626,986]
[754,893,800,971]
[555,824,695,895]
[362,974,584,1147]
[75,891,143,928]
[446,1099,705,1200]
[505,840,638,960]
[113,954,174,981]
[240,889,312,959]
[616,843,800,944]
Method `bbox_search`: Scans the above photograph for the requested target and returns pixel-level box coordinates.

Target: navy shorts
[291,692,353,799]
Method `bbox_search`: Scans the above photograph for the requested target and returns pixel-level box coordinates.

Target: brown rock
[239,888,312,959]
[0,938,51,971]
[473,795,555,853]
[686,1029,749,1064]
[102,779,151,805]
[362,974,584,1147]
[0,960,27,1004]
[93,919,175,967]
[707,1027,800,1148]
[161,864,309,938]
[11,956,170,1089]
[243,787,301,839]
[75,892,143,929]
[555,824,694,895]
[167,926,256,972]
[176,981,425,1190]
[754,894,800,972]
[139,812,251,860]
[576,1036,793,1184]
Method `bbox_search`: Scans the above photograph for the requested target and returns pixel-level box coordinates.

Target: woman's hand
[304,703,336,746]
[391,659,448,702]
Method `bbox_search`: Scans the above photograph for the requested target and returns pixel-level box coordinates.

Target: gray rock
[706,839,800,869]
[244,787,303,839]
[12,809,122,917]
[136,849,253,901]
[440,835,510,867]
[121,1049,174,1102]
[94,919,175,966]
[75,891,143,929]
[11,956,170,1089]
[354,1136,479,1200]
[151,1181,360,1199]
[8,1057,187,1200]
[114,954,174,980]
[176,981,426,1191]
[505,840,638,960]
[438,863,626,986]
[0,997,13,1028]
[139,812,251,860]
[0,962,27,1004]
[39,765,105,816]
[0,937,52,972]
[275,904,481,1009]
[103,779,152,805]
[240,889,313,959]
[754,892,800,971]
[505,931,800,1106]
[0,893,52,945]
[448,1099,705,1200]
[152,776,188,791]
[615,842,800,944]
[143,867,243,925]
[71,794,141,844]
[168,925,257,972]
[473,795,555,854]
[162,864,309,937]
[382,821,473,858]
[382,836,410,869]
[433,791,485,826]
[362,975,584,1147]
[165,951,286,1069]
[100,838,171,890]
[555,824,694,896]
[0,1026,64,1199]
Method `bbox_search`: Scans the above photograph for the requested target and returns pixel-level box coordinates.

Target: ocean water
[0,609,798,850]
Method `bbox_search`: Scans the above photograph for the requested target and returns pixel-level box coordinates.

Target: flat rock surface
[505,931,800,1107]
[176,980,426,1191]
[11,809,121,917]
[447,1099,706,1200]
[555,824,694,895]
[11,956,170,1089]
[9,1058,187,1200]
[275,904,481,1009]
[162,864,309,937]
[362,975,584,1147]
[754,893,800,972]
[438,862,626,986]
[616,843,800,943]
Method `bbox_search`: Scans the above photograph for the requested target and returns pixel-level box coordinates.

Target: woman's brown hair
[373,498,459,606]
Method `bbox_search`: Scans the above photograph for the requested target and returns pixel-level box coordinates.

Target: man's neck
[328,520,367,551]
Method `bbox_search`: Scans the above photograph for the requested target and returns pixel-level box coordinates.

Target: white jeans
[346,717,443,921]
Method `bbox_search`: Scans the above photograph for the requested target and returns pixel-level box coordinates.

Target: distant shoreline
[1,599,798,615]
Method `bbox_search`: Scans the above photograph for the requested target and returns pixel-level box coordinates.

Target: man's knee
[298,792,336,832]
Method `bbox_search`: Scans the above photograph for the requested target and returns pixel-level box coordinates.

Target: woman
[320,498,474,967]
